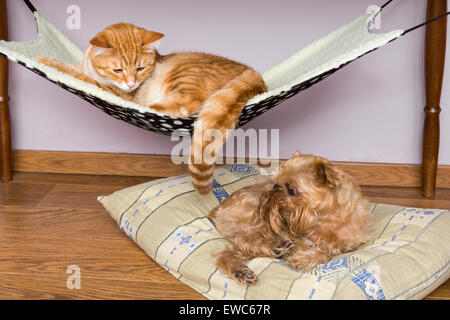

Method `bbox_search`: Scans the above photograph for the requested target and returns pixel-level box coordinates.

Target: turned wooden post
[0,0,12,183]
[423,0,447,198]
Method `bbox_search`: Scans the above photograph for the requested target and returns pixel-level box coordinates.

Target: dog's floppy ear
[257,190,284,235]
[316,162,338,189]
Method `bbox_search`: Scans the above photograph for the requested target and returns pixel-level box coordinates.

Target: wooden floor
[0,172,449,300]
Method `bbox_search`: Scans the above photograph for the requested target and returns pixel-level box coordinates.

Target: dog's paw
[234,267,258,286]
[273,241,295,259]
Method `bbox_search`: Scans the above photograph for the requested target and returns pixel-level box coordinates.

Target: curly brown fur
[208,152,370,286]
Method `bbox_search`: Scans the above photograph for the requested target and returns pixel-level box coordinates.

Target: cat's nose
[127,82,135,89]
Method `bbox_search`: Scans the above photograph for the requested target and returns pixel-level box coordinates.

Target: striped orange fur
[36,23,267,194]
[134,53,267,194]
[36,23,163,101]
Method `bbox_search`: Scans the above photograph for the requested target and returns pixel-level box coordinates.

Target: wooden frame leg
[0,96,11,183]
[423,0,447,198]
[0,0,11,183]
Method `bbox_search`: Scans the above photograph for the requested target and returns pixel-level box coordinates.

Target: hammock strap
[402,10,450,36]
[23,0,37,13]
[381,0,394,11]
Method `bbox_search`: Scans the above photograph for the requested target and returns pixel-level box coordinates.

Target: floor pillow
[98,164,450,300]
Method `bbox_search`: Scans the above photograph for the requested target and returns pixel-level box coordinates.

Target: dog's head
[257,151,358,237]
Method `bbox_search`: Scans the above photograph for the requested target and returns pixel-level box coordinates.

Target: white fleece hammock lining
[0,9,403,136]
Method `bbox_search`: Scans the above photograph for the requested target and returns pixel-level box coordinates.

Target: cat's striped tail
[189,68,267,194]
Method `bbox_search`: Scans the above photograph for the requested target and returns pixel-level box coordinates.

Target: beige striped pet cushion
[98,164,450,300]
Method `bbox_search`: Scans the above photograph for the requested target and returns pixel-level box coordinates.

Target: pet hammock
[0,0,448,136]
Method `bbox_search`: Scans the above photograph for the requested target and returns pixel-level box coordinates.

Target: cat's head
[85,23,164,93]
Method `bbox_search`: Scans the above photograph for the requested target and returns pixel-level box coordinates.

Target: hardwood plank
[0,207,203,299]
[361,186,450,210]
[13,150,187,178]
[11,172,96,185]
[425,280,450,300]
[0,273,203,300]
[337,162,450,189]
[0,234,186,284]
[0,182,54,206]
[90,175,156,187]
[13,150,450,188]
[0,207,120,239]
[10,172,155,188]
[37,184,122,210]
[0,205,194,287]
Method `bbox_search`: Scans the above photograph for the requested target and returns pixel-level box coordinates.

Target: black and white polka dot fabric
[1,52,372,137]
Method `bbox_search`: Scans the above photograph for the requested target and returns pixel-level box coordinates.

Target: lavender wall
[5,0,450,164]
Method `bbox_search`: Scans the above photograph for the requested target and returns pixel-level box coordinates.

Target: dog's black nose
[273,184,282,190]
[286,183,296,196]
[287,187,296,196]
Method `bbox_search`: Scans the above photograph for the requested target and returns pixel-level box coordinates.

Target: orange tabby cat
[36,23,267,194]
[134,52,267,194]
[36,23,163,101]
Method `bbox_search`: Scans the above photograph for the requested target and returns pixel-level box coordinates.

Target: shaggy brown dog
[208,152,370,285]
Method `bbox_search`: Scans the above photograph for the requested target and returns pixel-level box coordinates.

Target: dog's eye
[286,183,296,196]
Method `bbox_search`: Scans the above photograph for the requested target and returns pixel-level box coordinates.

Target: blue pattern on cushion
[352,269,386,300]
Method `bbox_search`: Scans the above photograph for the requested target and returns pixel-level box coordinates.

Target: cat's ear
[90,32,110,48]
[90,32,111,56]
[140,30,165,52]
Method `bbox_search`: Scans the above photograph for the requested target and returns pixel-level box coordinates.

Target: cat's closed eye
[113,68,124,73]
[136,67,145,72]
